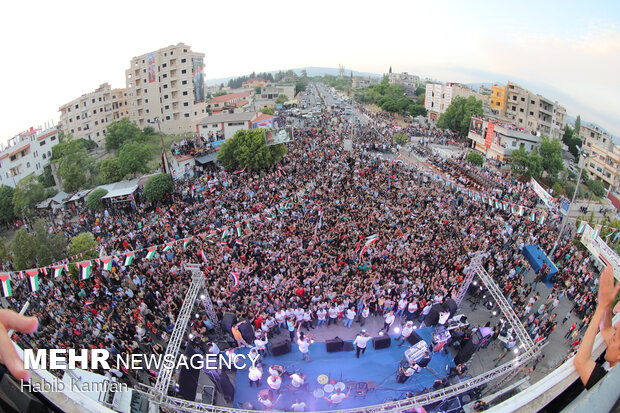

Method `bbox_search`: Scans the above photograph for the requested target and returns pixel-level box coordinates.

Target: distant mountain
[464,82,496,90]
[205,66,382,86]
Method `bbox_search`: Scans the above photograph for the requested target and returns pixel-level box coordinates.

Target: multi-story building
[424,83,489,121]
[259,85,296,101]
[196,112,262,141]
[388,72,419,89]
[58,83,128,146]
[502,81,566,140]
[467,116,542,161]
[242,78,267,89]
[579,124,620,192]
[206,91,252,114]
[352,76,381,89]
[0,126,61,187]
[490,84,507,115]
[125,43,207,133]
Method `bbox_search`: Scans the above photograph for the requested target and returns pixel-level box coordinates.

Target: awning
[68,189,93,202]
[97,178,140,199]
[195,153,218,164]
[36,198,52,209]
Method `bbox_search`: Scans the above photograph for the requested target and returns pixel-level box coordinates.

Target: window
[145,99,148,103]
[162,73,167,78]
[181,69,187,74]
[530,111,534,116]
[40,141,45,146]
[228,122,244,126]
[181,58,186,63]
[51,136,56,141]
[42,154,46,159]
[511,106,516,111]
[164,95,169,99]
[165,105,170,110]
[521,97,525,102]
[183,102,189,107]
[26,162,30,168]
[166,116,171,120]
[162,63,167,68]
[182,80,187,85]
[183,49,187,52]
[144,89,148,93]
[92,99,95,103]
[520,108,524,112]
[182,91,188,96]
[163,84,168,89]
[531,100,535,104]
[184,113,190,118]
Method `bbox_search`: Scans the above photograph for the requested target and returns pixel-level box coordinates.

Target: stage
[233,327,456,411]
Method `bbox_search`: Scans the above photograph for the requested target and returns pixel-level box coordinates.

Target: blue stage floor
[233,327,455,411]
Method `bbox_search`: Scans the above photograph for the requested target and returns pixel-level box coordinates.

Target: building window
[183,102,189,107]
[166,116,171,120]
[521,97,525,102]
[162,63,167,68]
[40,141,45,146]
[182,91,188,96]
[164,95,169,99]
[162,74,167,78]
[163,84,168,89]
[184,113,190,118]
[51,136,56,141]
[165,105,170,110]
[26,162,30,168]
[42,154,46,159]
[182,80,187,85]
[144,89,148,93]
[181,69,187,74]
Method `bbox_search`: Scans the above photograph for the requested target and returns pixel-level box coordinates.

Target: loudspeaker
[343,342,354,351]
[373,335,391,350]
[177,343,200,401]
[325,337,344,352]
[237,320,255,344]
[271,340,292,356]
[407,331,423,345]
[221,312,237,335]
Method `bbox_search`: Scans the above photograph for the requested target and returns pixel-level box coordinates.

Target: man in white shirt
[344,307,356,328]
[397,321,414,347]
[316,307,327,328]
[325,387,350,405]
[275,309,286,332]
[248,364,262,387]
[396,298,408,318]
[290,398,307,412]
[353,331,373,358]
[267,371,282,392]
[297,329,313,362]
[328,305,338,327]
[288,372,308,391]
[360,306,370,327]
[382,310,395,333]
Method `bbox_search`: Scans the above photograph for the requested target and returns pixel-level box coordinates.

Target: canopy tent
[67,189,93,203]
[195,152,218,164]
[101,178,139,199]
[36,191,69,210]
[522,245,558,281]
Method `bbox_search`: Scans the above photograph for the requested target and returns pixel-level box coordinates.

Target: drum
[317,374,329,384]
[335,382,346,391]
[313,388,324,398]
[324,384,334,393]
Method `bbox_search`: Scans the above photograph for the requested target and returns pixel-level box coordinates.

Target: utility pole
[150,117,170,175]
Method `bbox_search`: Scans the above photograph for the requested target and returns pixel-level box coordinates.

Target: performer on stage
[397,321,415,346]
[297,327,313,362]
[325,387,351,405]
[353,330,372,358]
[396,360,420,383]
[418,351,432,368]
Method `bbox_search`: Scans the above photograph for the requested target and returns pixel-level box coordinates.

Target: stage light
[513,348,519,354]
[394,327,400,334]
[195,313,199,318]
[379,331,384,336]
[189,333,194,339]
[492,311,497,316]
[200,294,205,299]
[311,340,315,344]
[473,281,478,286]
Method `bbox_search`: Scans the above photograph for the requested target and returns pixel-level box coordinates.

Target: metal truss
[455,252,484,307]
[151,270,205,401]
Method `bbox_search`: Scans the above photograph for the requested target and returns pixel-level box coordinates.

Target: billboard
[265,127,293,146]
[192,57,205,103]
[485,123,495,148]
[530,178,554,210]
[147,53,156,83]
[253,116,282,130]
[470,118,483,135]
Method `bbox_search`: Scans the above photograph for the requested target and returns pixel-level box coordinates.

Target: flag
[246,220,251,230]
[360,234,380,257]
[510,205,516,214]
[518,206,524,216]
[235,239,243,245]
[235,223,242,237]
[0,273,11,297]
[146,247,157,259]
[614,232,620,243]
[593,224,602,239]
[392,158,404,165]
[206,231,217,238]
[277,165,287,175]
[221,228,229,240]
[199,250,207,263]
[233,167,246,174]
[530,212,536,222]
[124,252,135,266]
[230,272,239,287]
[78,261,92,280]
[41,268,48,276]
[539,212,546,224]
[576,221,587,234]
[26,270,40,292]
[100,257,114,270]
[183,238,192,249]
[163,242,174,252]
[52,265,64,278]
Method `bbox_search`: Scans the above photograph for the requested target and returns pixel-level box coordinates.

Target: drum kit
[314,374,346,398]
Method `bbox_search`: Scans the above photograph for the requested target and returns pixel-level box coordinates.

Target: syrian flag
[146,247,157,259]
[163,242,174,252]
[230,272,239,287]
[78,261,92,280]
[576,221,587,234]
[199,250,207,263]
[354,238,363,253]
[100,256,114,270]
[52,265,65,278]
[392,158,404,165]
[233,167,246,174]
[0,273,12,297]
[26,270,40,292]
[235,239,243,245]
[124,252,136,266]
[360,234,379,257]
[277,165,287,175]
[530,212,536,222]
[183,238,192,249]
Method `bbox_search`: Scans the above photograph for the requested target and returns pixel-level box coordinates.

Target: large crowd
[3,89,606,399]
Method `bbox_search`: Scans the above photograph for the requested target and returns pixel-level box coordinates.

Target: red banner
[485,123,495,148]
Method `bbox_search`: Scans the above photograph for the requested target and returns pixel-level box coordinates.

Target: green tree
[214,91,227,97]
[105,117,143,150]
[574,115,581,137]
[67,232,98,259]
[12,175,48,217]
[98,158,122,184]
[86,188,108,211]
[142,126,156,135]
[118,142,151,177]
[0,237,10,266]
[586,179,606,197]
[217,129,287,171]
[562,125,582,159]
[58,158,87,192]
[538,136,564,177]
[33,219,66,267]
[255,87,262,95]
[393,133,409,146]
[11,228,36,270]
[38,165,56,188]
[0,186,15,225]
[275,94,288,104]
[509,146,542,180]
[437,96,484,137]
[143,173,174,202]
[260,107,275,116]
[295,80,308,95]
[467,152,484,166]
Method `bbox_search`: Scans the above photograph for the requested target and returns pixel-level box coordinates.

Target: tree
[12,175,48,217]
[389,66,392,74]
[142,126,156,135]
[0,237,10,266]
[467,152,484,166]
[217,129,287,171]
[58,157,87,192]
[143,173,174,202]
[393,133,409,146]
[295,80,307,95]
[538,136,564,177]
[214,91,227,97]
[37,165,56,188]
[86,188,108,211]
[118,142,151,177]
[0,186,15,225]
[437,96,484,136]
[33,219,66,267]
[255,87,262,95]
[67,232,98,259]
[586,179,606,197]
[275,94,288,104]
[11,228,36,270]
[105,117,143,150]
[98,158,122,184]
[574,115,581,137]
[55,139,95,192]
[260,107,275,116]
[509,146,542,180]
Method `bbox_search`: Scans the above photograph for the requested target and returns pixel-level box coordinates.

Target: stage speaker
[326,337,344,352]
[177,343,200,401]
[406,331,423,345]
[343,342,354,351]
[373,335,391,350]
[271,340,292,356]
[221,312,237,335]
[237,320,255,344]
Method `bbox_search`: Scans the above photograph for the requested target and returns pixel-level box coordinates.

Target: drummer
[290,398,307,412]
[325,387,351,405]
[267,370,283,394]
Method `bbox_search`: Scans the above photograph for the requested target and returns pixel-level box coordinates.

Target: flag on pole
[199,250,207,263]
[52,265,64,278]
[78,261,92,280]
[593,224,602,239]
[26,270,40,292]
[235,239,243,245]
[233,167,246,174]
[0,273,12,297]
[530,212,536,222]
[124,252,136,266]
[183,238,192,249]
[246,220,251,230]
[539,212,546,224]
[392,158,405,165]
[230,272,239,286]
[518,205,524,216]
[163,242,174,252]
[576,221,587,234]
[146,247,157,259]
[206,231,217,238]
[221,228,229,240]
[360,234,380,257]
[235,223,242,237]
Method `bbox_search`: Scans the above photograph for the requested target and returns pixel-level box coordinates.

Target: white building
[425,83,489,121]
[468,116,542,161]
[197,112,261,141]
[0,126,61,187]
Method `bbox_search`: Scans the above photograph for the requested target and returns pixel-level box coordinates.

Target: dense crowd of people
[2,88,609,403]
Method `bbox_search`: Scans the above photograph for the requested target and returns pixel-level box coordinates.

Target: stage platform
[233,327,455,411]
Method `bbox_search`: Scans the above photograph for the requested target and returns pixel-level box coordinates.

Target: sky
[2,0,619,142]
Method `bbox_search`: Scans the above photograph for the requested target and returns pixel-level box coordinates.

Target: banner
[485,123,495,148]
[470,118,484,136]
[559,197,570,215]
[253,117,282,130]
[581,223,620,280]
[530,178,554,210]
[265,127,293,146]
[147,53,156,83]
[192,57,205,104]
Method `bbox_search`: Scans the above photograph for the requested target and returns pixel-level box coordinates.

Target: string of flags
[576,221,619,242]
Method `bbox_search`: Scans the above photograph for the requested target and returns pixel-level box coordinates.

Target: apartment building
[424,83,489,121]
[125,43,207,134]
[468,116,542,161]
[579,124,619,192]
[0,126,61,187]
[502,81,566,140]
[207,91,252,114]
[388,72,419,89]
[490,85,507,114]
[352,76,380,89]
[58,83,128,146]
